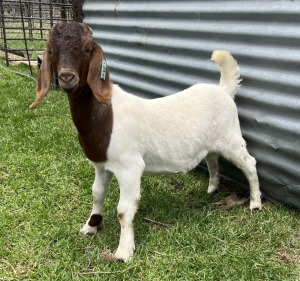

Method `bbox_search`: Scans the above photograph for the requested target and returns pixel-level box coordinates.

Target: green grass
[1,62,300,280]
[1,21,49,52]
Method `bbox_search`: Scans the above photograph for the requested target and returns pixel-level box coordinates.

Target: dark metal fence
[0,0,74,75]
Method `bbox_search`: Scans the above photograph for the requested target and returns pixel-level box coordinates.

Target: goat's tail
[211,50,241,99]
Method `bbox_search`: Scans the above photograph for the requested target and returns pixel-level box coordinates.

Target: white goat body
[30,22,262,263]
[107,83,239,175]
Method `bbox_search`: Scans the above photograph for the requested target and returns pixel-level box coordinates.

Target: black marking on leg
[88,214,103,227]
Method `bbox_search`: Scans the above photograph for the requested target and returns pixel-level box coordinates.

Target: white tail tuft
[211,50,242,99]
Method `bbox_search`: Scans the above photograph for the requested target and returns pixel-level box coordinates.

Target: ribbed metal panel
[83,1,300,208]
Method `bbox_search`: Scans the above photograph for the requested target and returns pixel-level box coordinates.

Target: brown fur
[68,89,113,162]
[118,213,124,222]
[30,21,113,162]
[88,214,103,227]
[29,45,52,109]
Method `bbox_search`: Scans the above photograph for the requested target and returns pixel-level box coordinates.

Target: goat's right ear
[29,47,52,109]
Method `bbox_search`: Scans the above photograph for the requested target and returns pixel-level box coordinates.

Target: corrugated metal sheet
[83,1,300,208]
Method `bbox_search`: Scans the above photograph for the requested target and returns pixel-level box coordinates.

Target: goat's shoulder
[111,84,140,98]
[110,84,148,112]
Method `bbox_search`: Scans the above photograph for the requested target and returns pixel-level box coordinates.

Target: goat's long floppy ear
[87,42,111,104]
[29,47,52,109]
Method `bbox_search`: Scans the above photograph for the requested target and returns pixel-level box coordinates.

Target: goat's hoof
[80,224,98,236]
[207,184,218,194]
[249,200,262,212]
[113,249,134,263]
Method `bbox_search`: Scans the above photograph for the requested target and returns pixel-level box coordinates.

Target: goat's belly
[142,136,211,174]
[143,152,205,174]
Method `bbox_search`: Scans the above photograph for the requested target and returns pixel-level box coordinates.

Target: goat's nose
[59,72,75,83]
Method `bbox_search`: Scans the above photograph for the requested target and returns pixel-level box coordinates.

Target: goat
[30,21,262,262]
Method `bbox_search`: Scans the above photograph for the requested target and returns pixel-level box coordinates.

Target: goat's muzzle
[58,69,79,90]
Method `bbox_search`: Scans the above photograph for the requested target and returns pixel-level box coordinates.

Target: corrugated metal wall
[83,0,300,208]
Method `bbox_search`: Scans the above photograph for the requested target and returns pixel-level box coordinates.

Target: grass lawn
[1,62,300,280]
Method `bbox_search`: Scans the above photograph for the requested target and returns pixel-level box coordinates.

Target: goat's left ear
[87,42,111,104]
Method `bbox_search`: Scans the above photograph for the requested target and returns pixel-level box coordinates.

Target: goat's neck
[67,86,113,163]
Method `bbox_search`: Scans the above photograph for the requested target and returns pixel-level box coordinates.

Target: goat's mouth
[58,70,79,91]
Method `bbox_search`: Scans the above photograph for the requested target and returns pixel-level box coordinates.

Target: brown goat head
[29,21,111,109]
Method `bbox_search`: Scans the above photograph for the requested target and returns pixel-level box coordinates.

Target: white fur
[80,51,262,262]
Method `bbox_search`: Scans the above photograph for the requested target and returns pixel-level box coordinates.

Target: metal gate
[0,0,74,74]
[83,1,300,208]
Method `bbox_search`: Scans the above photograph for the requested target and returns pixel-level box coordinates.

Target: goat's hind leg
[80,165,113,236]
[206,153,220,194]
[221,139,262,211]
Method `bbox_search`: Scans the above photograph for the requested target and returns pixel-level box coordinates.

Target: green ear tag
[101,60,107,80]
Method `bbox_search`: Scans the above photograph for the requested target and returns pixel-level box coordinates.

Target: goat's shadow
[133,167,246,250]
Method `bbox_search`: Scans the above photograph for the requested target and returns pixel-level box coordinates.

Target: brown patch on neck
[68,86,113,163]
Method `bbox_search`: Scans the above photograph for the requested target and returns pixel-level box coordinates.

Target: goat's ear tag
[101,60,107,80]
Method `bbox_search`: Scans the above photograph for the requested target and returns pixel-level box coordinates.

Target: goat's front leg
[80,165,113,236]
[113,168,142,262]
